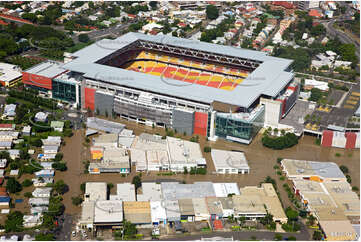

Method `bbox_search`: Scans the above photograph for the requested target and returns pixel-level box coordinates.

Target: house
[42,145,59,154]
[3,104,16,118]
[50,121,64,132]
[7,149,19,159]
[41,136,61,146]
[34,112,48,122]
[35,169,55,178]
[0,159,6,169]
[0,197,10,207]
[0,124,15,131]
[0,131,19,141]
[40,162,53,170]
[32,187,52,198]
[29,198,49,206]
[23,214,42,228]
[32,177,53,187]
[0,141,12,150]
[22,126,31,136]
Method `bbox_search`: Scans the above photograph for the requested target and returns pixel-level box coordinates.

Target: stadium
[23,32,299,144]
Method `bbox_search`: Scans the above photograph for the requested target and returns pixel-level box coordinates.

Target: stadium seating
[122,50,249,90]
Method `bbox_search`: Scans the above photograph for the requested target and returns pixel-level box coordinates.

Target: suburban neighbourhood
[0,1,359,241]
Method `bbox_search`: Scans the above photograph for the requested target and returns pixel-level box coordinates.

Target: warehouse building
[281,159,346,182]
[211,149,250,174]
[0,63,22,87]
[123,201,152,225]
[84,182,107,202]
[161,182,216,200]
[111,183,136,202]
[137,182,162,201]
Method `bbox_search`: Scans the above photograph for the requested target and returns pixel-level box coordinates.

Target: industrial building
[0,63,22,87]
[282,160,360,241]
[23,32,298,144]
[321,130,360,149]
[211,149,250,174]
[281,159,346,182]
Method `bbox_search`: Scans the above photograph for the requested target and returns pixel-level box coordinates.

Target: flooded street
[58,118,360,216]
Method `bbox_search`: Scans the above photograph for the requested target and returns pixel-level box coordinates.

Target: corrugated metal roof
[62,32,294,108]
[24,61,65,78]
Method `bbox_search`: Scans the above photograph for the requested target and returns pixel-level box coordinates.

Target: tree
[286,207,299,221]
[204,146,211,153]
[52,162,67,171]
[72,196,83,206]
[24,192,32,198]
[48,196,65,216]
[22,179,33,187]
[339,165,349,174]
[123,220,137,237]
[80,182,86,193]
[5,211,23,232]
[6,177,22,193]
[53,180,67,194]
[78,33,90,43]
[312,230,323,240]
[206,5,219,20]
[274,233,282,241]
[183,167,188,174]
[307,215,316,226]
[54,153,63,162]
[132,175,142,191]
[35,233,54,241]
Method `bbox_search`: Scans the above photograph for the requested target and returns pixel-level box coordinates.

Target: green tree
[24,192,32,198]
[22,179,33,187]
[312,230,323,240]
[53,180,67,194]
[72,196,83,206]
[339,165,349,174]
[123,220,137,237]
[78,33,90,43]
[286,207,299,221]
[35,233,54,241]
[132,175,142,191]
[206,5,219,20]
[52,162,67,171]
[6,177,22,193]
[5,211,23,232]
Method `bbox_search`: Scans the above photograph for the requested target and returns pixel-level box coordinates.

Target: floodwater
[57,118,360,215]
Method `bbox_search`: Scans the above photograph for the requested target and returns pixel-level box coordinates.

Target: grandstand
[112,50,248,91]
[56,32,298,144]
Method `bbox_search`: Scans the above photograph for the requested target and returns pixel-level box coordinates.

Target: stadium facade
[22,32,299,144]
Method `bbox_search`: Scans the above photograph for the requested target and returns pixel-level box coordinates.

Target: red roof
[272,1,295,9]
[0,20,9,26]
[247,7,257,12]
[0,124,13,128]
[127,14,136,18]
[309,9,322,18]
[149,30,158,35]
[178,22,187,28]
[213,220,223,230]
[0,14,34,25]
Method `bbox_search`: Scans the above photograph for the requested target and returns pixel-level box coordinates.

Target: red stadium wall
[84,87,95,111]
[321,130,333,147]
[22,72,52,90]
[193,112,208,136]
[345,132,357,149]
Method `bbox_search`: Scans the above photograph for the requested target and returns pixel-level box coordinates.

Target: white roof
[94,200,123,223]
[304,79,329,91]
[166,137,203,165]
[0,63,22,83]
[211,149,250,170]
[213,183,241,197]
[116,183,136,201]
[150,201,167,223]
[137,182,162,201]
[85,182,107,201]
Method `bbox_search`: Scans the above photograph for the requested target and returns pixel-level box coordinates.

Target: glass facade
[52,79,77,103]
[215,106,265,143]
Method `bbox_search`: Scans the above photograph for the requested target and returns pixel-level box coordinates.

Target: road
[322,16,360,59]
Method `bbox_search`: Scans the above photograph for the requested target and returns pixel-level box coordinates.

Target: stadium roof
[25,61,65,78]
[63,32,294,108]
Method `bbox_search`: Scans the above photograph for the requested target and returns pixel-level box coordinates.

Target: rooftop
[0,63,22,83]
[63,32,294,108]
[24,61,65,78]
[94,200,123,224]
[161,182,216,200]
[87,117,125,134]
[115,183,136,202]
[211,149,250,170]
[85,182,107,202]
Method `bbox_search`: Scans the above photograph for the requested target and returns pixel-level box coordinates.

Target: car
[72,231,76,237]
